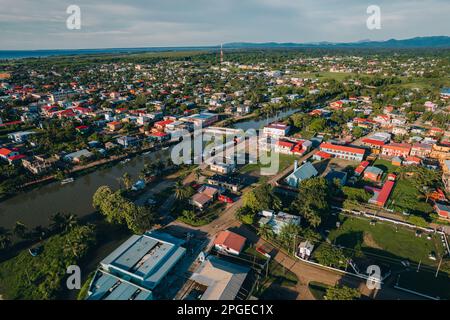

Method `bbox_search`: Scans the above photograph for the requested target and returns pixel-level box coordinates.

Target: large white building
[263,122,290,138]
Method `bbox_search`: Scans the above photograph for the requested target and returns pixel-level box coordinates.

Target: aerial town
[0,45,449,302]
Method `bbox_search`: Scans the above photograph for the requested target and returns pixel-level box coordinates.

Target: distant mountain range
[223,36,450,49]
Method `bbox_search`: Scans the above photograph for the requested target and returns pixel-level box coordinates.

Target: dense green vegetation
[92,186,154,234]
[0,225,96,299]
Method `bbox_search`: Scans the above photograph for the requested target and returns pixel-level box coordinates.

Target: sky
[0,0,449,50]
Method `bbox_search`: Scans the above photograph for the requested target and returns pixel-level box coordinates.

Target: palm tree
[257,223,274,240]
[0,227,12,249]
[13,221,28,239]
[194,167,202,181]
[174,181,188,200]
[51,213,78,233]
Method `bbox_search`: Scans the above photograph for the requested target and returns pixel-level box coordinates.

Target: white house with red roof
[319,142,365,161]
[213,230,246,255]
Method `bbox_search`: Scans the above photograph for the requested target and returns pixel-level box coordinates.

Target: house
[149,131,170,142]
[373,115,390,126]
[8,131,35,143]
[313,150,332,161]
[87,231,186,299]
[329,100,344,110]
[355,161,370,176]
[364,166,384,182]
[410,143,432,158]
[75,125,90,134]
[190,186,219,210]
[440,87,450,99]
[107,121,122,132]
[209,161,235,174]
[274,140,294,155]
[443,160,450,192]
[188,256,250,300]
[381,143,411,158]
[404,156,421,166]
[285,161,318,188]
[430,144,450,162]
[391,156,402,166]
[0,147,19,160]
[296,241,315,260]
[63,149,93,163]
[367,174,396,207]
[319,142,365,161]
[214,230,246,255]
[154,119,174,131]
[117,136,140,148]
[258,210,301,235]
[180,112,218,127]
[263,122,290,138]
[434,203,450,220]
[207,174,241,192]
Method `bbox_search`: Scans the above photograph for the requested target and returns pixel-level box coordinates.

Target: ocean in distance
[0,46,216,60]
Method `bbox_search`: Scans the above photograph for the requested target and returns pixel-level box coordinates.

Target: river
[232,107,301,131]
[0,149,171,229]
[0,107,301,230]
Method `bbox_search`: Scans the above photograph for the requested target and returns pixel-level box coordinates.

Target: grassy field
[239,153,298,175]
[371,159,433,215]
[293,71,359,81]
[326,216,445,267]
[372,159,399,175]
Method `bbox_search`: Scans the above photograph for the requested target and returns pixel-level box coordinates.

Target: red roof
[154,120,174,127]
[150,132,168,137]
[214,230,246,253]
[376,180,395,207]
[76,125,89,130]
[320,142,365,155]
[383,143,411,152]
[315,150,332,159]
[277,141,294,148]
[0,120,22,127]
[362,138,386,146]
[8,154,26,161]
[0,148,13,157]
[355,161,370,174]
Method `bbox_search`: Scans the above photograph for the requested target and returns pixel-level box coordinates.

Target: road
[143,134,431,300]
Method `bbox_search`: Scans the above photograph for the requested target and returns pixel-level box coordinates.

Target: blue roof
[441,87,450,94]
[87,270,153,300]
[286,162,318,183]
[100,231,186,290]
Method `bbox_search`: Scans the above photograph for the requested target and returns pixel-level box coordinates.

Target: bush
[0,225,96,300]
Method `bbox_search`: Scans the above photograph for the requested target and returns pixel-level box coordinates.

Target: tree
[257,223,274,240]
[0,227,12,249]
[325,285,361,300]
[352,126,364,139]
[278,222,301,250]
[243,184,281,213]
[13,221,28,239]
[50,212,78,233]
[314,245,347,268]
[174,180,190,200]
[294,177,330,228]
[93,186,155,234]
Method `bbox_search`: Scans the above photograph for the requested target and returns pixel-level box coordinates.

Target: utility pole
[416,260,421,273]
